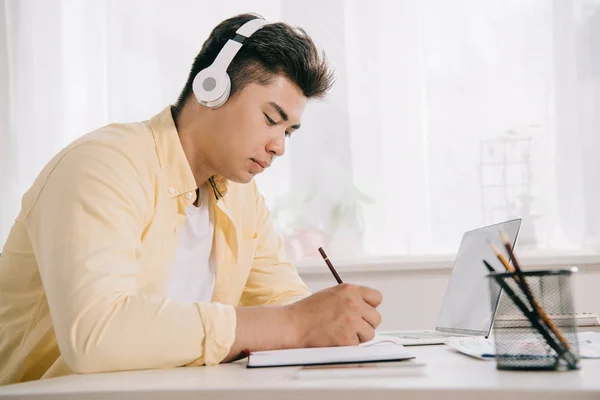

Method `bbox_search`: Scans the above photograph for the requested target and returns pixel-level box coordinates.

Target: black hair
[172,13,334,116]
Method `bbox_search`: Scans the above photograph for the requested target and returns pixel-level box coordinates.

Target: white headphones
[193,17,269,108]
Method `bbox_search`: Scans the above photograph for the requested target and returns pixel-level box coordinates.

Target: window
[2,0,599,264]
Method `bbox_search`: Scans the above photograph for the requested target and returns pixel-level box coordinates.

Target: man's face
[205,74,306,183]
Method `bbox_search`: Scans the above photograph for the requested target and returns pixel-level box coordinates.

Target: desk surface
[1,346,599,400]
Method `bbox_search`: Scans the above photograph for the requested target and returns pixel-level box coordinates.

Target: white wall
[0,1,12,241]
[298,264,600,331]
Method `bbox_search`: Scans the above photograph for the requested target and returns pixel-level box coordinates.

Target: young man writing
[0,13,382,384]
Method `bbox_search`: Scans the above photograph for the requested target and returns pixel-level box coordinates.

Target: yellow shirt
[0,107,311,384]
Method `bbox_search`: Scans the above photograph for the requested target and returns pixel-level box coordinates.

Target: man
[0,13,382,384]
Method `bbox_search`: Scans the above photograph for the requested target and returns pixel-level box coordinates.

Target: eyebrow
[268,102,301,130]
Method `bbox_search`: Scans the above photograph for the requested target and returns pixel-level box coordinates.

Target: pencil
[494,234,572,352]
[483,260,577,369]
[318,247,343,284]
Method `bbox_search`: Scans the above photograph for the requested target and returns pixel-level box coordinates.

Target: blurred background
[1,0,600,270]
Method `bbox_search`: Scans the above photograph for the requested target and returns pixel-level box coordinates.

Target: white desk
[1,346,599,400]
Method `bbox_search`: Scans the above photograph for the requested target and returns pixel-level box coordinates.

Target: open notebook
[247,335,414,368]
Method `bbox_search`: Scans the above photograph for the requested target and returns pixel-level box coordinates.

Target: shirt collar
[148,106,228,200]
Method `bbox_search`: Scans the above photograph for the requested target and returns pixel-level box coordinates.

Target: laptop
[379,218,522,346]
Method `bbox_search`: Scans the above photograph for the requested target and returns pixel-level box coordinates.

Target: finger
[358,286,383,308]
[356,319,376,343]
[360,301,382,329]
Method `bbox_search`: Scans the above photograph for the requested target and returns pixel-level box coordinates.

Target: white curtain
[1,0,599,262]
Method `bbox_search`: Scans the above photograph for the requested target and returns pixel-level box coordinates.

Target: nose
[266,133,286,157]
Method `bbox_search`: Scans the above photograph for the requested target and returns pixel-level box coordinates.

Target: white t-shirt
[167,187,215,303]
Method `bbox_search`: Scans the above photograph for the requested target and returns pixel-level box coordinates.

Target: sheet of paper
[445,337,496,360]
[360,333,410,347]
[446,331,600,359]
[578,332,600,358]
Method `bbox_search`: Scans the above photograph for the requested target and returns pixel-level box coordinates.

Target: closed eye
[264,113,276,126]
[264,113,292,138]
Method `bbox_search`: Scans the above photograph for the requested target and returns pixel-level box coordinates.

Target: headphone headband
[211,18,268,72]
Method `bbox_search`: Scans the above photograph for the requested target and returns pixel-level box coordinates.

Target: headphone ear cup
[192,67,229,108]
[209,73,231,109]
[192,68,209,104]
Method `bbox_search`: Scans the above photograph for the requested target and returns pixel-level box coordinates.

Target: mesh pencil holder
[487,268,580,371]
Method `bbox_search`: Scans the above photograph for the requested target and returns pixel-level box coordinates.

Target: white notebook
[247,342,414,368]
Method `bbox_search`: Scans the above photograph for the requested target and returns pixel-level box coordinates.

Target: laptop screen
[435,218,522,336]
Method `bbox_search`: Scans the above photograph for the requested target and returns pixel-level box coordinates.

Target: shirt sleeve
[25,142,235,373]
[238,180,312,307]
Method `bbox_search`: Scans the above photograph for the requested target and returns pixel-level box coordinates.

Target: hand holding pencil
[284,247,383,348]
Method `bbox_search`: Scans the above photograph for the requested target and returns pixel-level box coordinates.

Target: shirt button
[185,192,193,200]
[168,187,175,194]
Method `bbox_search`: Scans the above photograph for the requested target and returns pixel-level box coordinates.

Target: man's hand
[288,283,383,347]
[222,284,383,362]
